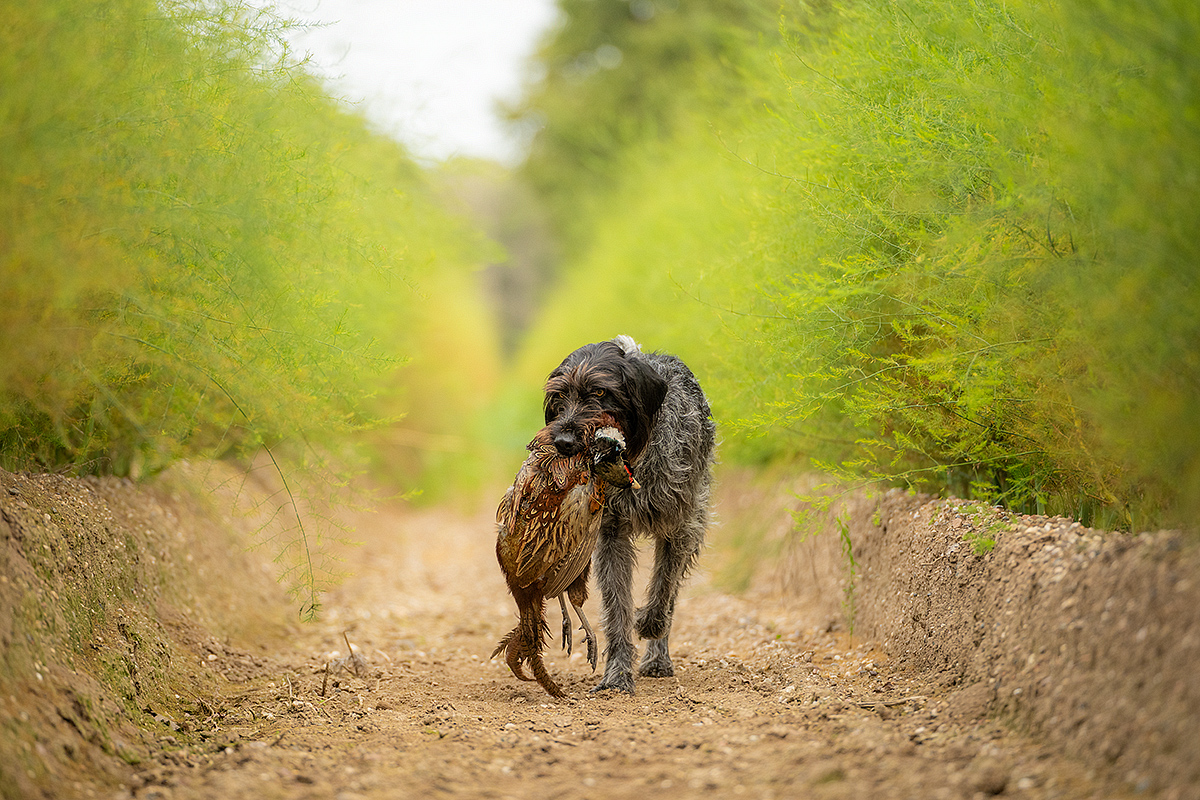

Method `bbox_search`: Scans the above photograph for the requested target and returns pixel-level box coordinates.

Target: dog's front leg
[634,532,689,676]
[591,518,637,693]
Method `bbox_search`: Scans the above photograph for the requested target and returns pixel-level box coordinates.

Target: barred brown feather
[492,419,634,698]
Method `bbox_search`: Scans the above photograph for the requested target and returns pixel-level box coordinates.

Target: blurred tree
[432,160,558,361]
[508,0,781,250]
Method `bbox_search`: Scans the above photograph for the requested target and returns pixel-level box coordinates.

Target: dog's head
[543,340,668,461]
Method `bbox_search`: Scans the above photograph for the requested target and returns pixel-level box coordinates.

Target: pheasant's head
[592,426,640,489]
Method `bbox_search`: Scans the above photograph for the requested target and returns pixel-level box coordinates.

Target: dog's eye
[593,389,605,399]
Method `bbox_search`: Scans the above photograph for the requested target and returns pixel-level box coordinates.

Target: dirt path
[129,499,1133,800]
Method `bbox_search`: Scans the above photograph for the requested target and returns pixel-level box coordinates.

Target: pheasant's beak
[625,464,640,489]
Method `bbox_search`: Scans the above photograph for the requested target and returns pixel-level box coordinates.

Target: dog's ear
[619,355,668,459]
[542,380,560,425]
[542,352,578,424]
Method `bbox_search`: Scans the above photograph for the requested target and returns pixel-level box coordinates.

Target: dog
[542,335,715,692]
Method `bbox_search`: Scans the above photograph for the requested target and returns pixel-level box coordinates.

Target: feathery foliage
[0,0,475,476]
[509,0,779,252]
[0,0,493,611]
[512,0,1200,529]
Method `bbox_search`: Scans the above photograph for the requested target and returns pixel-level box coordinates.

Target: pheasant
[492,421,637,698]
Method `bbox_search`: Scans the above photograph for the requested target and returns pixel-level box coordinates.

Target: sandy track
[129,499,1132,800]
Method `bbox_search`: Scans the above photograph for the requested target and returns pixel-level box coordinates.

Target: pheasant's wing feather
[541,481,602,598]
[495,465,532,574]
[510,491,567,586]
[498,446,592,589]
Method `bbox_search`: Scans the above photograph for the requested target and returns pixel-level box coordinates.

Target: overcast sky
[272,0,561,164]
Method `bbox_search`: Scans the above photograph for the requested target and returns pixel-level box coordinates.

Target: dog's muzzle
[552,430,582,457]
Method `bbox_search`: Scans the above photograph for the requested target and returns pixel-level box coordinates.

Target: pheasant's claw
[558,595,573,655]
[572,605,599,673]
[582,625,598,672]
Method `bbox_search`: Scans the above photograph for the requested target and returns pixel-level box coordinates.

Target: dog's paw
[635,605,669,641]
[637,656,675,678]
[590,670,635,694]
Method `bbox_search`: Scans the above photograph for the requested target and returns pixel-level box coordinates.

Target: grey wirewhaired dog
[542,335,715,693]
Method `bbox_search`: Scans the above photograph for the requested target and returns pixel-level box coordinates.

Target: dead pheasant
[492,422,637,698]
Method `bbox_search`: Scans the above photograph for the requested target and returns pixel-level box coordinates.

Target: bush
[0,0,478,478]
[511,0,1200,529]
[738,0,1200,527]
[0,0,500,613]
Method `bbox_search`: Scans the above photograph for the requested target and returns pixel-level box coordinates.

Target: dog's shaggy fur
[543,335,715,693]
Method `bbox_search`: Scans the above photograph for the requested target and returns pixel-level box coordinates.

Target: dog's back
[608,343,715,544]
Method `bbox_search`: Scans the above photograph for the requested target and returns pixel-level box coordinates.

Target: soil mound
[850,490,1200,796]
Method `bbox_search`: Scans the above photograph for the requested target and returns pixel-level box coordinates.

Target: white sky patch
[272,0,561,164]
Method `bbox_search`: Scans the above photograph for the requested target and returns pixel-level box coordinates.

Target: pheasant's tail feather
[490,627,514,659]
[530,655,566,698]
[492,627,533,681]
[495,594,565,697]
[506,645,535,682]
[521,604,565,697]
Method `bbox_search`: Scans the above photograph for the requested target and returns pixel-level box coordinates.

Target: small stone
[967,757,1010,795]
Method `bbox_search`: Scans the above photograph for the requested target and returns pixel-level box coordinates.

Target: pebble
[967,757,1010,795]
